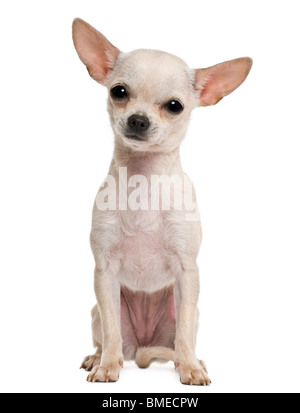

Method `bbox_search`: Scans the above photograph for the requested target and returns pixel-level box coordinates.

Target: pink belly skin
[120,285,176,354]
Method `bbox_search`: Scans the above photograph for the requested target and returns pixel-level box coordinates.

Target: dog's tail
[135,346,175,368]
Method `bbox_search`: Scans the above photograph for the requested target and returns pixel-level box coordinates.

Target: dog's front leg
[87,265,123,382]
[174,262,211,385]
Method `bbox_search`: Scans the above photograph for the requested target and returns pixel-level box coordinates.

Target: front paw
[87,358,123,383]
[176,359,211,386]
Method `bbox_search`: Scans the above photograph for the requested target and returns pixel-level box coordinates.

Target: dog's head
[72,18,252,152]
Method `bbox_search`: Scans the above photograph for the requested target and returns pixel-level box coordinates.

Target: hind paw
[80,353,101,371]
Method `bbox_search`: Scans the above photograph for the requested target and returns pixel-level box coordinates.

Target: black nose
[127,114,150,135]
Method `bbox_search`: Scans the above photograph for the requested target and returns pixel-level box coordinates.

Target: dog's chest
[117,209,175,291]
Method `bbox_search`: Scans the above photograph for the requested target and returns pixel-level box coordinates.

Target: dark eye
[110,85,128,99]
[165,100,184,114]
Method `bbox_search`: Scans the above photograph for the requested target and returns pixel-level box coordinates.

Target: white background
[0,0,299,393]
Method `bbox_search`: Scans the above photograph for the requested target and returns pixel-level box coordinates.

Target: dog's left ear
[195,57,252,106]
[72,18,120,84]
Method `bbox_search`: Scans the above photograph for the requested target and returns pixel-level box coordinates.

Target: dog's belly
[120,285,176,351]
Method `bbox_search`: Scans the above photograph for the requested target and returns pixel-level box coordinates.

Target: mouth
[124,133,148,142]
[121,133,160,152]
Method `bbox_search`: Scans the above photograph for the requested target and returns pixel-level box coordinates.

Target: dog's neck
[112,141,182,178]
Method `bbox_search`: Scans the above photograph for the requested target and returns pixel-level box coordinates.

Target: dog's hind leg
[80,305,102,371]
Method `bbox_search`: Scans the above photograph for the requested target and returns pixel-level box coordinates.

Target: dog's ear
[72,18,120,84]
[195,57,252,106]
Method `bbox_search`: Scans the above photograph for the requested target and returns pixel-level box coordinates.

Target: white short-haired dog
[73,18,252,385]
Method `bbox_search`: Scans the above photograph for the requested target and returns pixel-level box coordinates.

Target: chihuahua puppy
[73,18,252,385]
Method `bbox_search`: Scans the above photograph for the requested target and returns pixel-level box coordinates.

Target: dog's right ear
[72,18,120,84]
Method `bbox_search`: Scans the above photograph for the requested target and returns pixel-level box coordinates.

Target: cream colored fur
[73,18,252,385]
